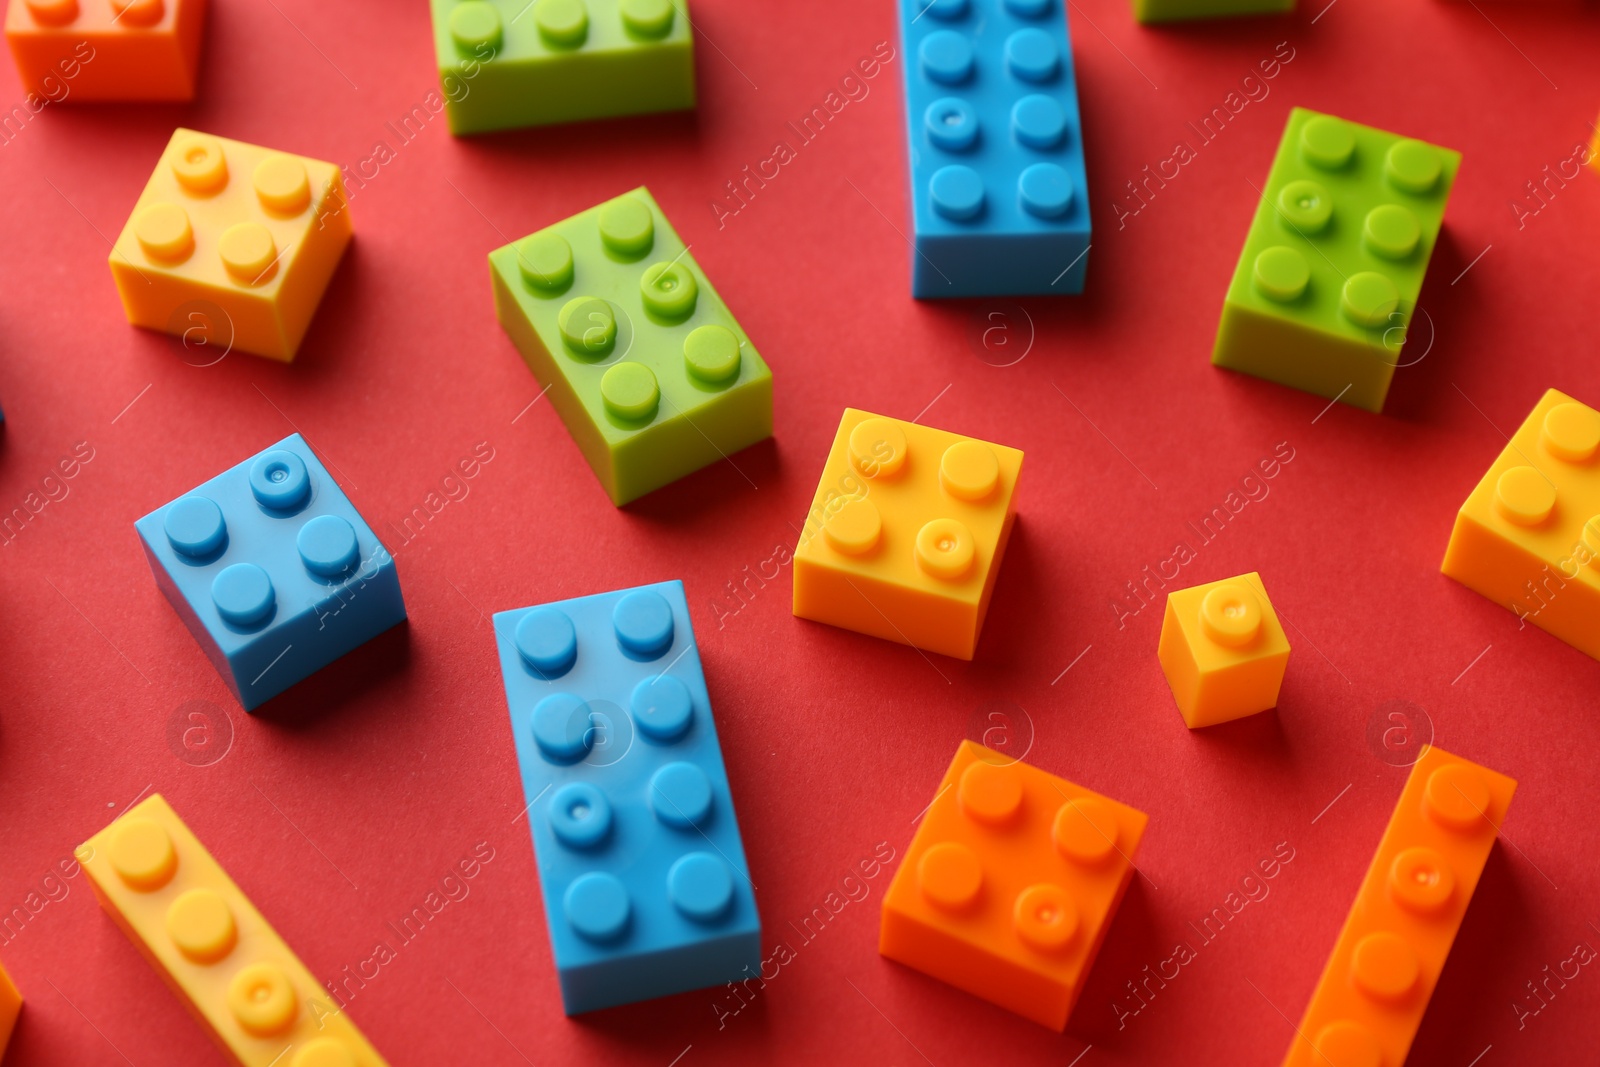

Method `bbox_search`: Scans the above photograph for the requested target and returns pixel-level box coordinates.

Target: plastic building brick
[5,0,206,101]
[0,955,18,1060]
[109,128,351,362]
[1281,745,1515,1067]
[880,741,1147,1030]
[1442,388,1600,660]
[1157,571,1291,728]
[896,0,1091,298]
[134,433,405,712]
[78,795,389,1067]
[791,408,1022,660]
[1212,108,1459,413]
[1129,0,1292,22]
[429,0,694,134]
[490,187,772,506]
[494,580,760,1013]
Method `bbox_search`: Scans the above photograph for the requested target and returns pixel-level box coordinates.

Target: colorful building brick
[1212,108,1459,412]
[134,433,405,711]
[429,0,694,134]
[78,795,390,1067]
[5,0,206,101]
[896,0,1091,297]
[494,580,761,1013]
[1281,745,1515,1067]
[0,955,18,1060]
[1157,571,1291,727]
[109,128,351,362]
[1442,387,1600,660]
[792,408,1022,660]
[880,741,1148,1029]
[490,187,771,506]
[1129,0,1292,23]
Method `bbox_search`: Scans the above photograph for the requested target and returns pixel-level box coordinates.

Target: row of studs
[912,760,1129,956]
[160,450,366,629]
[821,419,1007,580]
[99,814,357,1063]
[447,0,678,55]
[1250,118,1447,325]
[1299,761,1498,1066]
[133,135,319,286]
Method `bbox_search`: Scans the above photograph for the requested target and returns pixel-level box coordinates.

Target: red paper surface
[1,1,1597,1064]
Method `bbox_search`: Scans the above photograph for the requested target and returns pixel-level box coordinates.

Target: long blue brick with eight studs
[898,0,1091,298]
[134,433,406,711]
[494,579,760,1014]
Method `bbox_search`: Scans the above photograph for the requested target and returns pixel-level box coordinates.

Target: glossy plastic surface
[1156,570,1291,727]
[132,433,405,711]
[792,408,1022,660]
[4,0,206,100]
[896,0,1090,297]
[493,579,760,1014]
[428,0,694,134]
[879,741,1147,1030]
[78,795,390,1067]
[1442,387,1600,660]
[1129,0,1292,22]
[1282,745,1515,1067]
[109,128,351,362]
[0,956,18,1060]
[490,187,772,506]
[1212,108,1459,412]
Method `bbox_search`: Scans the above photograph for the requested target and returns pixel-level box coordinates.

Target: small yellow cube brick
[1157,572,1290,727]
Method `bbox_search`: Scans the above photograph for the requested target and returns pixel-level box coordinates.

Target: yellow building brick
[1157,571,1291,727]
[109,128,351,362]
[1442,388,1600,660]
[792,409,1023,660]
[78,795,387,1067]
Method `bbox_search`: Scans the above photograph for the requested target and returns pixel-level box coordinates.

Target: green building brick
[1212,108,1459,413]
[431,0,695,134]
[490,187,772,506]
[1130,0,1293,22]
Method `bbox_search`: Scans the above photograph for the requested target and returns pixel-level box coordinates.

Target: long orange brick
[1282,745,1515,1066]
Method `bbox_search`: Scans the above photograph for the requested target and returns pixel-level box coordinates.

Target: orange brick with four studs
[880,741,1147,1030]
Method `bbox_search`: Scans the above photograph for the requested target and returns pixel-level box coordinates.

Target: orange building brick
[109,128,351,362]
[1157,571,1291,727]
[1281,745,1515,1067]
[5,0,206,101]
[880,741,1147,1030]
[792,409,1023,660]
[0,955,19,1059]
[78,795,389,1067]
[1442,387,1600,660]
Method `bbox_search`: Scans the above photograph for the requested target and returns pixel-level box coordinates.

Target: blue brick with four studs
[898,0,1092,298]
[134,433,406,711]
[493,579,760,1014]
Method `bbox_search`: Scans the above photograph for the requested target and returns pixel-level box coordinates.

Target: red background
[1,0,1598,1063]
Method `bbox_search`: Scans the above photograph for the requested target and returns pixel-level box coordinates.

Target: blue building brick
[134,434,405,711]
[898,0,1092,298]
[494,580,760,1014]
